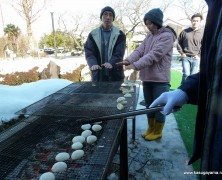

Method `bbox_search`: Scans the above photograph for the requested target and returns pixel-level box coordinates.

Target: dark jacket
[84,26,126,81]
[177,27,203,57]
[179,0,222,179]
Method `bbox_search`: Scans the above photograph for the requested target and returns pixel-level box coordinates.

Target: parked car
[44,48,54,55]
[71,49,84,56]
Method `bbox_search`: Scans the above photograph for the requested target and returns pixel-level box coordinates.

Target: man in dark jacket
[84,6,126,82]
[177,13,204,84]
[150,0,222,179]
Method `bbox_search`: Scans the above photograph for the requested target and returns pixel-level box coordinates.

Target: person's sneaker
[139,100,146,106]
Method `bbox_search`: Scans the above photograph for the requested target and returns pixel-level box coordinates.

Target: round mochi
[121,100,127,105]
[51,162,67,172]
[55,152,70,162]
[124,93,132,98]
[72,142,83,150]
[81,130,92,138]
[39,172,55,180]
[117,97,126,103]
[117,103,124,110]
[71,150,84,160]
[86,135,97,144]
[92,124,102,132]
[81,124,91,130]
[72,136,85,143]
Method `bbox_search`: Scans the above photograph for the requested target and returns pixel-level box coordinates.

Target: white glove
[149,89,188,115]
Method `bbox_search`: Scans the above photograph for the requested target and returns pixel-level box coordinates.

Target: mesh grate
[0,117,123,179]
[71,81,123,94]
[16,81,139,117]
[2,81,140,179]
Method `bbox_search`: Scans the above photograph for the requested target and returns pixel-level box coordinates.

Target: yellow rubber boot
[142,118,155,138]
[145,122,164,141]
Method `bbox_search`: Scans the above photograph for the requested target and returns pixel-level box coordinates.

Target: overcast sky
[0,0,207,39]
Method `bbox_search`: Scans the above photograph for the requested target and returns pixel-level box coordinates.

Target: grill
[0,81,140,180]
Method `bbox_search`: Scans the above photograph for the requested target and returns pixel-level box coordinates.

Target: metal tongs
[77,106,181,123]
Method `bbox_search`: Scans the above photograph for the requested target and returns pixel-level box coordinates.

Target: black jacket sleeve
[84,33,100,68]
[179,73,199,105]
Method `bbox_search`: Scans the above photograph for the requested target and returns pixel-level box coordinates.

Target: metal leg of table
[132,116,136,141]
[120,119,128,179]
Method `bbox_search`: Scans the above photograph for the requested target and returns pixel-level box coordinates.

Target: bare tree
[57,12,99,51]
[9,0,47,43]
[175,0,207,21]
[160,0,175,12]
[113,0,152,37]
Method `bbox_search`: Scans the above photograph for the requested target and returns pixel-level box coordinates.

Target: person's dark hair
[191,13,203,21]
[165,25,177,38]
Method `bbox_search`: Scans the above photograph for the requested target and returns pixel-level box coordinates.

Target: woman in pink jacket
[117,8,176,141]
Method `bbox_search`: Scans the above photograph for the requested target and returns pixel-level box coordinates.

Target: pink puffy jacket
[127,27,176,83]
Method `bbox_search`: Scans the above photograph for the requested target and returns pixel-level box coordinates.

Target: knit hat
[100,6,115,20]
[143,8,163,27]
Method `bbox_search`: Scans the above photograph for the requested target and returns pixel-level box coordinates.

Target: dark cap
[143,8,163,27]
[100,6,115,20]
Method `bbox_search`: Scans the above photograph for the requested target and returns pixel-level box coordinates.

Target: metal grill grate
[1,81,140,179]
[16,81,139,117]
[70,81,123,94]
[0,117,123,179]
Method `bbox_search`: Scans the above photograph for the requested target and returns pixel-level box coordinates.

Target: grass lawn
[170,69,200,172]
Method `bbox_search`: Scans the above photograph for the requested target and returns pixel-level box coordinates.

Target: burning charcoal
[55,171,67,179]
[39,165,49,173]
[62,141,71,147]
[43,144,56,151]
[36,143,45,152]
[54,138,66,145]
[46,152,56,160]
[70,162,82,169]
[34,153,44,160]
[24,166,35,179]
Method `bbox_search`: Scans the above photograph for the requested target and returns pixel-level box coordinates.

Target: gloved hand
[149,89,188,115]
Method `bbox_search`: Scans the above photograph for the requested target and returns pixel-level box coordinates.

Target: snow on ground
[0,79,72,123]
[0,56,88,124]
[0,56,87,75]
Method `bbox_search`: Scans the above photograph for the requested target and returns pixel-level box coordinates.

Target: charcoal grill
[0,81,140,180]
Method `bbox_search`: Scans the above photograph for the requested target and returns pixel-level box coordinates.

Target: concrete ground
[107,81,197,180]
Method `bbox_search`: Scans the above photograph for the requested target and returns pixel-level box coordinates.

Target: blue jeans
[143,82,170,123]
[181,57,200,84]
